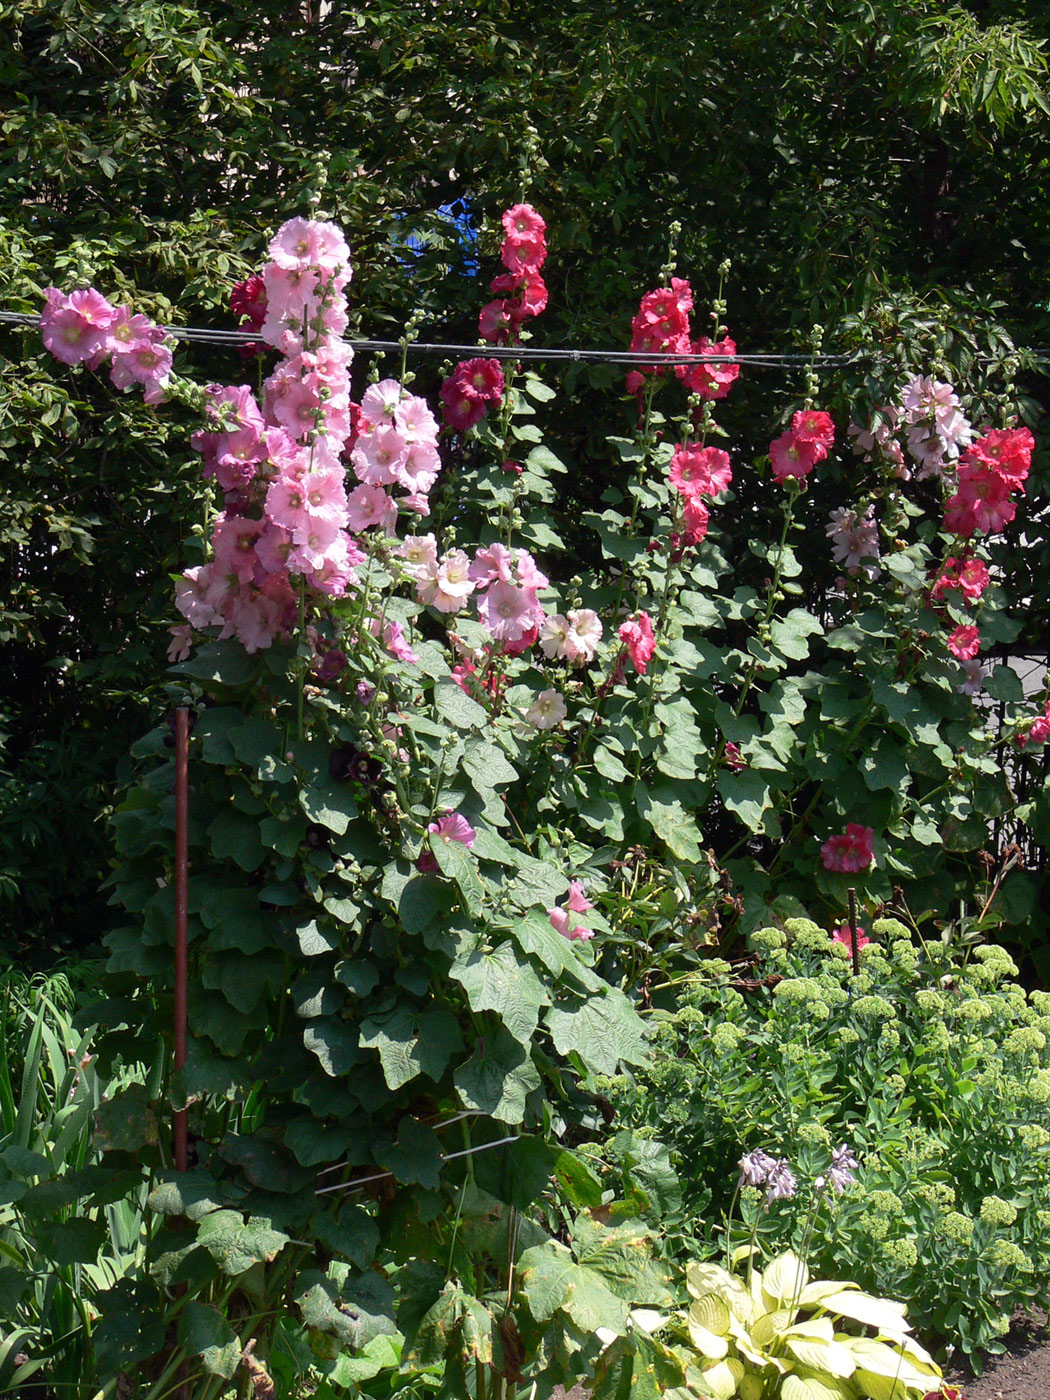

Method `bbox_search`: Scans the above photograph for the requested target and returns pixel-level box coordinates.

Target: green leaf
[375,1116,443,1189]
[195,1211,290,1275]
[94,1083,159,1152]
[517,1240,629,1333]
[179,1301,241,1379]
[454,1025,541,1123]
[634,784,703,861]
[206,808,266,871]
[296,1268,397,1349]
[545,989,647,1075]
[451,941,550,1045]
[360,1006,463,1089]
[572,1216,672,1305]
[716,768,775,832]
[299,781,358,835]
[33,1218,105,1266]
[312,1205,380,1269]
[770,608,823,661]
[433,677,488,729]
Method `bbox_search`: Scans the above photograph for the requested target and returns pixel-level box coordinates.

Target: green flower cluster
[609,913,1050,1364]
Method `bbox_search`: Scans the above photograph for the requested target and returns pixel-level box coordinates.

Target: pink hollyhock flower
[515,270,548,316]
[370,616,418,665]
[428,812,476,847]
[418,549,475,614]
[213,515,265,583]
[231,274,267,328]
[167,623,194,663]
[681,497,710,545]
[501,238,546,276]
[502,203,547,244]
[770,431,823,483]
[567,609,603,663]
[515,550,549,592]
[565,881,593,913]
[360,379,403,427]
[351,425,410,487]
[791,408,835,449]
[832,924,869,950]
[396,532,439,577]
[525,689,567,729]
[952,462,1018,534]
[268,217,351,273]
[724,742,747,772]
[478,298,521,344]
[471,542,516,586]
[40,287,116,364]
[957,659,984,696]
[947,624,980,661]
[547,906,593,942]
[820,824,875,873]
[669,444,733,500]
[826,506,880,573]
[618,612,657,675]
[307,535,362,598]
[966,425,1033,489]
[678,335,740,400]
[345,483,396,534]
[931,555,990,603]
[478,580,536,642]
[395,394,440,444]
[455,357,505,403]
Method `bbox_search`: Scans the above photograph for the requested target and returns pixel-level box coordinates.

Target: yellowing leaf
[821,1292,911,1332]
[763,1250,809,1304]
[690,1294,731,1338]
[698,1357,744,1400]
[687,1316,729,1360]
[785,1334,856,1378]
[751,1307,793,1347]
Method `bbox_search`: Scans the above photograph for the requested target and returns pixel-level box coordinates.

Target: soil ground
[945,1310,1050,1400]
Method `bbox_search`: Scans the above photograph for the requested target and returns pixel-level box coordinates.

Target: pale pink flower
[547,906,593,942]
[418,549,475,614]
[167,623,194,663]
[565,881,593,913]
[539,614,573,660]
[525,689,567,729]
[565,609,603,664]
[826,506,880,573]
[345,483,396,533]
[360,379,403,427]
[268,217,351,272]
[471,543,516,587]
[957,659,984,696]
[396,533,439,577]
[515,550,549,592]
[478,580,535,641]
[350,425,408,486]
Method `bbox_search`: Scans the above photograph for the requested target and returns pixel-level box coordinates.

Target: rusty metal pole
[173,707,189,1174]
[847,885,860,978]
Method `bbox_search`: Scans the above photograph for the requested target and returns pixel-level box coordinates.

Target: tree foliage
[3,0,1050,953]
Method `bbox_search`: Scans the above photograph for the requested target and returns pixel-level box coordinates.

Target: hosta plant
[677,1250,942,1400]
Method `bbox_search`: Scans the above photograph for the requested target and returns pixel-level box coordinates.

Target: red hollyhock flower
[820,824,875,873]
[791,408,835,449]
[678,335,741,400]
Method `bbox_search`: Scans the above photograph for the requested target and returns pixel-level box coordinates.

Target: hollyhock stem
[733,492,795,719]
[296,577,307,740]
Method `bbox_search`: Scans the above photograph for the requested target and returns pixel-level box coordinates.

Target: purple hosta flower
[827,506,880,575]
[765,1158,798,1203]
[738,1149,777,1188]
[827,1144,859,1194]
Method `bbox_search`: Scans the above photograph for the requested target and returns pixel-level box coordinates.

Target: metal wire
[314,1132,519,1197]
[0,308,857,367]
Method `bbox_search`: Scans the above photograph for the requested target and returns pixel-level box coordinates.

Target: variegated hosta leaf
[878,1329,940,1374]
[698,1357,745,1400]
[798,1279,856,1308]
[781,1372,853,1400]
[686,1261,737,1300]
[751,1307,793,1347]
[847,1339,931,1384]
[820,1292,911,1332]
[690,1294,731,1338]
[782,1318,834,1342]
[783,1334,857,1378]
[762,1251,809,1305]
[852,1368,929,1400]
[687,1315,729,1360]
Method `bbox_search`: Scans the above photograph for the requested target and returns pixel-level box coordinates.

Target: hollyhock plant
[820,824,875,873]
[769,429,823,483]
[428,812,476,847]
[677,335,740,400]
[668,444,732,500]
[791,408,835,449]
[931,555,990,604]
[525,689,567,729]
[947,624,981,661]
[832,924,869,951]
[618,612,657,675]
